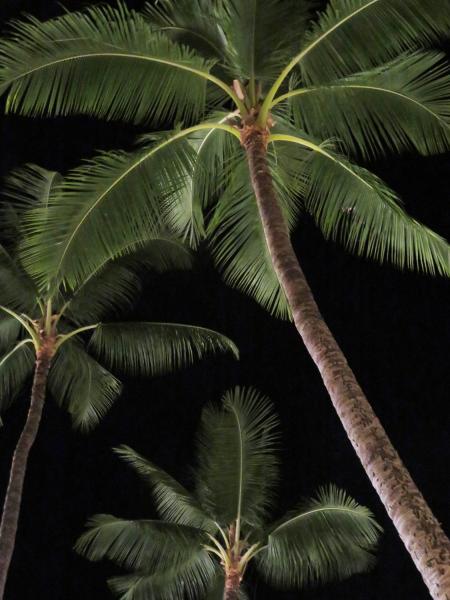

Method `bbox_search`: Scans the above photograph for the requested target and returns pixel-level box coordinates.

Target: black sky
[0,1,448,599]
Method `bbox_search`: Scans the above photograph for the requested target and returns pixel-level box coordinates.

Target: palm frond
[207,151,305,319]
[271,134,450,276]
[297,0,450,85]
[48,340,122,431]
[20,131,197,290]
[195,387,279,529]
[0,3,219,126]
[89,322,238,378]
[76,515,216,600]
[256,484,381,588]
[282,52,450,159]
[0,315,21,353]
[64,237,192,325]
[0,340,35,414]
[114,445,216,533]
[0,244,37,312]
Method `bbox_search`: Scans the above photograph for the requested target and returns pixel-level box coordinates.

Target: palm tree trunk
[0,345,53,599]
[224,566,241,600]
[242,126,450,599]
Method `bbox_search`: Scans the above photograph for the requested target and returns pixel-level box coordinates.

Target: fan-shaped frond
[20,131,197,290]
[89,322,238,377]
[48,340,122,431]
[270,134,450,276]
[280,52,450,159]
[76,515,216,600]
[0,340,34,414]
[114,445,215,533]
[64,238,192,325]
[297,0,450,85]
[195,387,279,529]
[256,484,381,588]
[0,3,221,126]
[207,150,305,318]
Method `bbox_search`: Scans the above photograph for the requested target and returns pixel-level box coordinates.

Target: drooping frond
[76,515,216,600]
[0,2,220,126]
[256,484,381,588]
[0,315,21,353]
[270,134,450,276]
[3,163,61,213]
[142,0,228,62]
[219,0,310,85]
[0,244,37,312]
[89,322,238,377]
[281,52,450,159]
[297,0,450,85]
[114,445,216,533]
[208,151,305,318]
[20,131,197,290]
[0,340,34,414]
[64,238,192,325]
[195,387,279,529]
[48,339,122,431]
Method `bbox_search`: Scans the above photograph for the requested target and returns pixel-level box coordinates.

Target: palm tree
[0,1,449,594]
[0,164,238,598]
[76,387,382,600]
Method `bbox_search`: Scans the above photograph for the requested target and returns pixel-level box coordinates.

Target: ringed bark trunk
[242,126,450,599]
[0,346,53,599]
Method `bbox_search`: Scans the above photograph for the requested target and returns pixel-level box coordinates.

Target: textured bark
[0,344,53,599]
[243,126,450,599]
[223,565,241,600]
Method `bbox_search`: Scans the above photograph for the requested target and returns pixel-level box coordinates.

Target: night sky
[0,1,448,599]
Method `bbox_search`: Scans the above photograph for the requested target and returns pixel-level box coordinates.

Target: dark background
[0,1,448,599]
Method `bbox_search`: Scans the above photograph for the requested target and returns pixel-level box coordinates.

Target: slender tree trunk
[223,565,241,600]
[242,126,450,599]
[0,344,53,599]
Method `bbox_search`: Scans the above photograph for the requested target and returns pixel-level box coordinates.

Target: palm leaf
[0,3,218,126]
[207,150,305,318]
[20,131,197,290]
[270,134,450,276]
[195,387,279,529]
[48,340,122,431]
[281,52,450,159]
[0,340,35,414]
[0,244,37,312]
[0,315,21,353]
[89,322,238,378]
[297,0,450,85]
[64,237,192,325]
[256,484,381,588]
[114,445,216,533]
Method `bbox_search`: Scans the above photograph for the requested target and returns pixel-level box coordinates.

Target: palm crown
[0,164,238,428]
[76,387,382,600]
[0,0,448,318]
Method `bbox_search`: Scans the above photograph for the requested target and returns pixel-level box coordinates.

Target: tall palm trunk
[242,126,450,599]
[0,343,53,599]
[224,565,241,600]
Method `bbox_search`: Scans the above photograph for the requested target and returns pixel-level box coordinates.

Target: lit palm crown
[0,0,449,318]
[76,387,382,599]
[0,164,238,429]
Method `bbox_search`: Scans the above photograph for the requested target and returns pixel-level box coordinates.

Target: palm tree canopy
[76,386,381,599]
[0,1,448,314]
[0,164,238,429]
[1,0,448,317]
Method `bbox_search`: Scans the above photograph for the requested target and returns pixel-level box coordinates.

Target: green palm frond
[20,131,197,289]
[0,3,220,126]
[0,340,34,413]
[257,484,381,588]
[297,0,450,85]
[195,387,279,529]
[3,163,62,213]
[270,134,450,276]
[48,340,122,431]
[89,322,238,377]
[0,244,37,312]
[0,315,21,353]
[114,445,216,533]
[142,0,228,62]
[280,52,450,159]
[207,151,305,319]
[76,515,216,600]
[64,238,192,325]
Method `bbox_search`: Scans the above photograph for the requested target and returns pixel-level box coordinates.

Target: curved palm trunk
[0,345,53,599]
[242,126,450,599]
